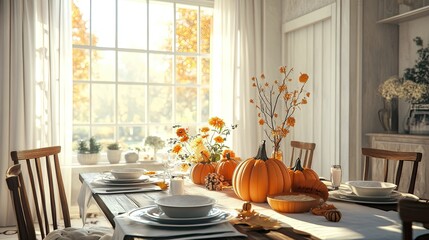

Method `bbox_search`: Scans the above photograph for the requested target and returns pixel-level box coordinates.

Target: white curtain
[0,0,72,227]
[212,0,264,159]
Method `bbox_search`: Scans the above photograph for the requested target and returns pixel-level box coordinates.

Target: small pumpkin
[324,210,342,222]
[289,158,319,190]
[190,160,216,185]
[216,152,238,182]
[232,140,292,203]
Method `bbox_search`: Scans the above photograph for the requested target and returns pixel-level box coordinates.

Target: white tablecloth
[79,174,429,239]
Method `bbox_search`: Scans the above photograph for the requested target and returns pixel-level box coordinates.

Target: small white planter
[124,151,139,163]
[107,150,122,164]
[77,153,100,165]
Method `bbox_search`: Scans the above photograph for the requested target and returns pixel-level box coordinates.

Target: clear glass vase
[378,98,398,133]
[271,150,283,161]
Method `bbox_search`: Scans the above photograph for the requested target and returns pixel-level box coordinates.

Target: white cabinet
[367,133,429,199]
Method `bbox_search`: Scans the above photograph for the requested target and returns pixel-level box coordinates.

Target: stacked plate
[92,169,159,187]
[329,189,416,204]
[128,205,234,227]
[129,195,233,228]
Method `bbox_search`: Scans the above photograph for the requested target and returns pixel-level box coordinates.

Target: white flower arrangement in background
[400,80,429,104]
[378,76,402,101]
[379,76,429,104]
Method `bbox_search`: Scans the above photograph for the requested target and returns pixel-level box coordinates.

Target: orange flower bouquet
[169,117,237,163]
[250,66,310,156]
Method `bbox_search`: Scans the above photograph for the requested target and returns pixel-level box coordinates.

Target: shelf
[378,5,429,24]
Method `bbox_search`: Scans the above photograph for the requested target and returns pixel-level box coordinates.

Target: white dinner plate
[128,206,233,228]
[329,190,418,204]
[143,206,223,224]
[91,177,160,187]
[102,174,150,183]
[338,189,402,201]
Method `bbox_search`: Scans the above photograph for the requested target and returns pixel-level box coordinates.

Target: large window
[72,0,213,158]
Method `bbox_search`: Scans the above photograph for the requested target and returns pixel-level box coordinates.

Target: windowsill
[63,160,163,168]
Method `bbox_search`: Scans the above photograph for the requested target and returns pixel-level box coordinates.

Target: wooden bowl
[267,192,321,213]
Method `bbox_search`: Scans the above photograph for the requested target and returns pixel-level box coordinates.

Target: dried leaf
[156,181,169,190]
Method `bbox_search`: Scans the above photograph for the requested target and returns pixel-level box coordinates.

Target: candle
[331,165,342,189]
[170,177,184,195]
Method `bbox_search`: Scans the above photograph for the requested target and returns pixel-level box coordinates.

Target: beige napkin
[112,213,247,240]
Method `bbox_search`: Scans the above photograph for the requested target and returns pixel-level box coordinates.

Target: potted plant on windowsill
[106,142,122,164]
[144,136,165,161]
[77,137,101,165]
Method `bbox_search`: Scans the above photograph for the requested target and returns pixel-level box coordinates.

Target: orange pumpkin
[232,141,292,203]
[216,153,238,182]
[289,158,319,190]
[190,162,216,185]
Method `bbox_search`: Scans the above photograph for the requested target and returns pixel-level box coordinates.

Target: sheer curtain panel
[212,0,264,158]
[0,0,72,227]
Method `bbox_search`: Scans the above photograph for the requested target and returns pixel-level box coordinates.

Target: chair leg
[403,222,413,240]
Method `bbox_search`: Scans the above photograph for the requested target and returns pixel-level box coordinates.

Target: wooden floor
[0,213,112,240]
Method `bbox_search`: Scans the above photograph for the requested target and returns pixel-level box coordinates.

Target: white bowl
[154,195,216,218]
[110,168,145,180]
[346,181,396,197]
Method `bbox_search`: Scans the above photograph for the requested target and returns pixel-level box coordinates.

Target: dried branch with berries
[250,66,310,152]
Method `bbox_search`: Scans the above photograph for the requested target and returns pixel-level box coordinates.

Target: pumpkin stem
[201,151,210,163]
[293,157,304,171]
[255,140,269,161]
[226,152,231,160]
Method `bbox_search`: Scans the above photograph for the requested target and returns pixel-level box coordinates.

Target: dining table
[78,172,429,240]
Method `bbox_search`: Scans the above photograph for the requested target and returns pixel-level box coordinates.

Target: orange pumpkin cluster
[232,141,329,206]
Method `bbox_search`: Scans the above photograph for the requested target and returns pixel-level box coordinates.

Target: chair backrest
[10,146,70,239]
[289,141,316,168]
[362,147,422,194]
[398,199,429,240]
[6,164,37,240]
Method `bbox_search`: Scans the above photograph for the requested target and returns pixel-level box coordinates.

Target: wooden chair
[362,148,422,194]
[398,199,429,240]
[8,146,110,240]
[289,140,316,168]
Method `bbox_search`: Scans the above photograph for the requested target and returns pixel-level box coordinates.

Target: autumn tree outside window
[72,0,213,162]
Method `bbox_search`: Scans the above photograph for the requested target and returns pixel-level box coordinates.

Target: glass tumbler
[330,165,342,190]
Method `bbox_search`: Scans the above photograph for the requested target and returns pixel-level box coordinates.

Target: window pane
[73,83,90,123]
[148,86,172,123]
[149,1,173,51]
[118,85,146,123]
[118,0,147,49]
[92,0,115,47]
[73,48,90,81]
[73,126,89,142]
[149,54,172,83]
[92,126,115,144]
[200,87,209,121]
[200,7,213,54]
[176,56,197,84]
[92,50,116,82]
[176,5,198,53]
[92,84,115,123]
[118,51,147,83]
[201,57,210,85]
[176,87,196,123]
[72,0,90,45]
[119,126,146,148]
